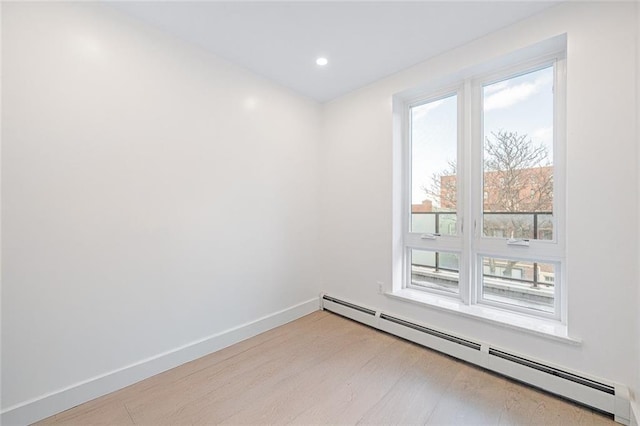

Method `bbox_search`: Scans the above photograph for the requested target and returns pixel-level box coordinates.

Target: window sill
[386,288,581,345]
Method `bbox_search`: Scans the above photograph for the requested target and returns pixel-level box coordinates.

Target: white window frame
[402,85,468,301]
[397,49,566,323]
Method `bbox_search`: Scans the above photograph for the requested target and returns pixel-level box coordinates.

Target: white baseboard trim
[631,400,639,426]
[1,298,319,426]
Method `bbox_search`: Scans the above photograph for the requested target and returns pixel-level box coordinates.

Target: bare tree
[424,130,553,282]
[424,130,552,213]
[421,160,457,211]
[483,130,552,213]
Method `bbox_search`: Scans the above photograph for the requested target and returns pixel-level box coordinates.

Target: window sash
[406,86,463,239]
[473,57,563,249]
[474,254,562,320]
[407,248,461,296]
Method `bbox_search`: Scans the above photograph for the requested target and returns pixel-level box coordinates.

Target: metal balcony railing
[411,211,554,288]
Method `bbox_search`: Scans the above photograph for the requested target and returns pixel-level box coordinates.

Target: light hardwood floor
[37,311,615,425]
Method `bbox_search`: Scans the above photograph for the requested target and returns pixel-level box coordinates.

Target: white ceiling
[109,1,559,103]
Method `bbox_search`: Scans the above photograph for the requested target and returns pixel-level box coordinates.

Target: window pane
[410,94,457,234]
[410,249,459,294]
[482,67,554,240]
[481,256,555,313]
[483,212,553,239]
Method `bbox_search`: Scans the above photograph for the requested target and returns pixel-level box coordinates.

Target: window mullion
[459,79,473,305]
[467,78,484,306]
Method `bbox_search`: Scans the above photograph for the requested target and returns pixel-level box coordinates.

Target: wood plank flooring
[36,311,615,425]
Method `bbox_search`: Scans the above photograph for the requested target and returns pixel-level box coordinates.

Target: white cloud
[483,80,508,96]
[531,126,554,160]
[532,126,553,141]
[484,82,537,111]
[412,99,444,121]
[484,73,552,111]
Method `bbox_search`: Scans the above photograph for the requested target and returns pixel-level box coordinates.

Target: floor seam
[124,402,136,425]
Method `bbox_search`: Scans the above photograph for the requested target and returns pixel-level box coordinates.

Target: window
[398,49,566,321]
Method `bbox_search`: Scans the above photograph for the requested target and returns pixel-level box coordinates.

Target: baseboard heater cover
[380,313,481,351]
[319,293,630,425]
[488,348,615,395]
[322,295,376,316]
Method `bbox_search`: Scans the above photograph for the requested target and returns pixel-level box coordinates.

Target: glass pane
[410,94,457,235]
[410,249,459,294]
[482,66,554,240]
[481,256,555,313]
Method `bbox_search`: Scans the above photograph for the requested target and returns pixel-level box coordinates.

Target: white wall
[1,1,320,418]
[321,1,638,388]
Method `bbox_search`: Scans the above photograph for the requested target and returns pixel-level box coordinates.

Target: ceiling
[109,2,559,103]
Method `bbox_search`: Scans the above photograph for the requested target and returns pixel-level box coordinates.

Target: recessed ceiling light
[316,57,328,66]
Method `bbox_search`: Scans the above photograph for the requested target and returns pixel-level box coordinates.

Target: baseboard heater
[320,294,630,425]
